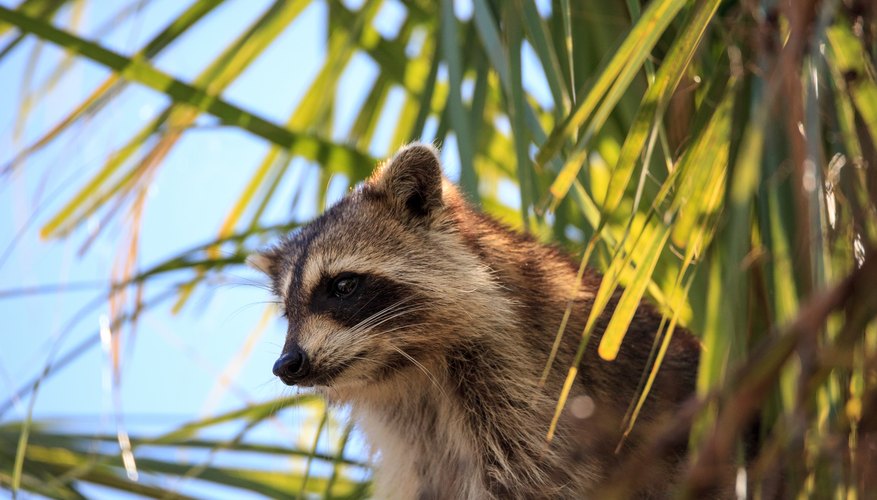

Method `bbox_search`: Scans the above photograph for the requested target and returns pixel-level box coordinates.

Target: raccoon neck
[345,339,559,498]
[454,207,584,361]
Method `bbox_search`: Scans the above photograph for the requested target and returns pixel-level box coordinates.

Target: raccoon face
[250,144,493,389]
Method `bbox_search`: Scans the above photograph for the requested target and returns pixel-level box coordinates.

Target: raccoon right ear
[375,143,444,222]
[246,250,277,277]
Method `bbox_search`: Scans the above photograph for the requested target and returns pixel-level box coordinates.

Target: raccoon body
[251,144,700,498]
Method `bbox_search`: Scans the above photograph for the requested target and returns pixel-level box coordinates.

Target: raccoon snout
[272,346,310,385]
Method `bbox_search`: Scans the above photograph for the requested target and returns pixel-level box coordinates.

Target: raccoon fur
[249,143,701,498]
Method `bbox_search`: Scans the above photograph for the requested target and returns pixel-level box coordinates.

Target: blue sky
[0,0,551,495]
[0,0,325,423]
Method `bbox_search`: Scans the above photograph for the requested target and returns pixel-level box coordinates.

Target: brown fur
[252,143,701,498]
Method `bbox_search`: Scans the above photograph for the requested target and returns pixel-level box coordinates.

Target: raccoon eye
[331,274,360,298]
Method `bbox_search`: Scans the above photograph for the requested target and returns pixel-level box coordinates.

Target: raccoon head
[250,144,505,390]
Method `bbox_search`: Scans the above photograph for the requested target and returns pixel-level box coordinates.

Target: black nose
[272,347,310,384]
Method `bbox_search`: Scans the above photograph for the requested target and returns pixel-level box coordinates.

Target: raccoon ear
[246,250,277,277]
[376,143,444,221]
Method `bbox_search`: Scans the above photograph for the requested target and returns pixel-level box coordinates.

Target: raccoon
[249,143,701,498]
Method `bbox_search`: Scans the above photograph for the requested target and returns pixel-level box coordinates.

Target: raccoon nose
[273,346,310,384]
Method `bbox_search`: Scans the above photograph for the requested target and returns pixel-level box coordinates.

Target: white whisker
[386,343,448,401]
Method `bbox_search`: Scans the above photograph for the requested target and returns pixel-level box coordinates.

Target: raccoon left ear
[376,143,443,221]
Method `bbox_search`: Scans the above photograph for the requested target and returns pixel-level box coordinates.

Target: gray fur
[253,143,700,498]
